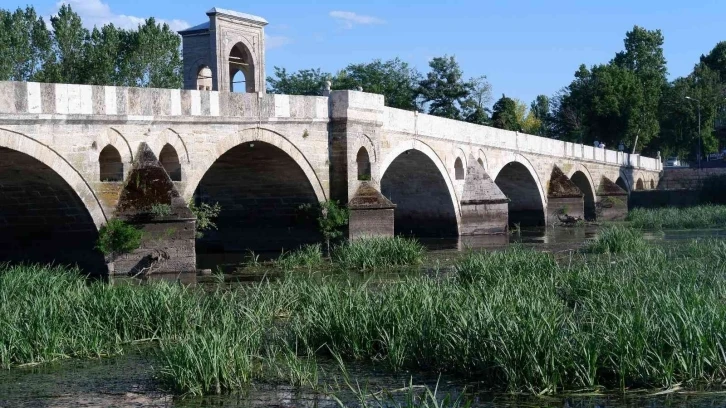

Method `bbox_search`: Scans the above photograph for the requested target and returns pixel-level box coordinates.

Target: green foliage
[455,246,557,285]
[149,203,172,217]
[299,201,349,250]
[5,241,726,395]
[583,226,649,254]
[266,66,330,95]
[95,218,142,259]
[332,237,425,270]
[627,205,726,230]
[277,244,324,270]
[417,55,475,120]
[333,58,422,111]
[491,94,520,131]
[0,5,182,87]
[188,201,221,239]
[461,75,492,125]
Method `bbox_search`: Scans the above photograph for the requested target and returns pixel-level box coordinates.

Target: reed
[627,205,726,230]
[3,239,726,396]
[276,243,324,271]
[332,237,425,270]
[583,225,650,254]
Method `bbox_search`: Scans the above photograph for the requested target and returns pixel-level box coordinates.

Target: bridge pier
[348,182,396,240]
[460,156,508,234]
[112,143,196,276]
[596,176,629,221]
[547,166,585,224]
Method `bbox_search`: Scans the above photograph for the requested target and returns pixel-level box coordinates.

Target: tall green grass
[627,205,726,230]
[583,226,649,254]
[332,237,425,270]
[4,239,726,396]
[276,244,324,271]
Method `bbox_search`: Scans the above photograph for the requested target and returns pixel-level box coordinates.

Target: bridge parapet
[380,104,661,172]
[0,81,328,121]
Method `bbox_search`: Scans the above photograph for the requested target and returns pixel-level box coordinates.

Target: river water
[4,227,726,407]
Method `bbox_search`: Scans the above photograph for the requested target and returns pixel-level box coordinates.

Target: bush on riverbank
[627,205,726,229]
[331,237,425,270]
[2,241,726,395]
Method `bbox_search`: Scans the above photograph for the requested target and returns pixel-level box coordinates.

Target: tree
[0,7,52,81]
[491,94,520,131]
[530,95,551,136]
[267,67,331,95]
[700,42,726,81]
[612,26,668,150]
[333,58,421,110]
[417,55,473,120]
[41,4,88,83]
[83,24,124,85]
[121,18,183,88]
[462,75,492,125]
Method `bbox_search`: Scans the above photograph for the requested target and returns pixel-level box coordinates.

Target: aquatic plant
[332,237,425,270]
[3,240,726,396]
[627,205,726,230]
[276,244,324,270]
[582,225,649,254]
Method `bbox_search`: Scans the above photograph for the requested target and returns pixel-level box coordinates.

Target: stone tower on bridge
[179,8,267,93]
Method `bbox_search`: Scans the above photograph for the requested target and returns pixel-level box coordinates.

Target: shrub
[149,203,172,217]
[189,201,221,238]
[95,218,143,260]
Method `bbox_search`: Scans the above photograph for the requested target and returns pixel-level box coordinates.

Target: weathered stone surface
[460,155,508,235]
[348,182,396,240]
[596,176,628,221]
[0,7,664,274]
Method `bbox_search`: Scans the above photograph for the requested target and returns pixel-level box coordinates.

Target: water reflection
[2,350,725,408]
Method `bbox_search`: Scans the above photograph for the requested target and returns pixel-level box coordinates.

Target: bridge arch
[379,139,461,236]
[188,127,326,257]
[490,155,547,226]
[0,128,106,272]
[186,128,326,203]
[567,164,597,220]
[0,128,106,228]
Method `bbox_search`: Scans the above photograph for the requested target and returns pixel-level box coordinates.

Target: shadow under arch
[380,149,459,237]
[569,169,597,220]
[0,145,105,274]
[191,139,323,263]
[616,176,630,193]
[494,161,546,226]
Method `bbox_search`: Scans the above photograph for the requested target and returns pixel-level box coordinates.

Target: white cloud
[55,0,190,31]
[329,11,384,29]
[266,35,292,49]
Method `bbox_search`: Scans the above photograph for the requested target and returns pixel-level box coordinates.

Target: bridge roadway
[0,81,661,274]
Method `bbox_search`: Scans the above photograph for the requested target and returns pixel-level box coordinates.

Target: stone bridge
[0,8,661,275]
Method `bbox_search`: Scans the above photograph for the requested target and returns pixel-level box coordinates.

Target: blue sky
[21,0,726,106]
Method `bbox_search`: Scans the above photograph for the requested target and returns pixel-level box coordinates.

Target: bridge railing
[382,104,662,172]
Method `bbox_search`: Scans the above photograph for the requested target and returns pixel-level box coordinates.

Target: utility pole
[686,96,702,169]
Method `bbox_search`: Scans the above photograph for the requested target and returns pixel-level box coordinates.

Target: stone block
[348,182,395,240]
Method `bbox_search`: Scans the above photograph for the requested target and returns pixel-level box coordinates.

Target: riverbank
[2,231,726,401]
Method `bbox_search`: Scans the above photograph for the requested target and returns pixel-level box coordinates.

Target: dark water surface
[2,349,726,408]
[5,227,726,407]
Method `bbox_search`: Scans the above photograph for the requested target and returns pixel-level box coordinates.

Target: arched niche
[454,157,465,180]
[160,144,182,181]
[99,145,123,182]
[356,147,371,181]
[197,66,212,91]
